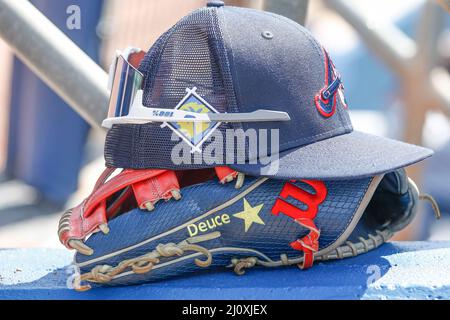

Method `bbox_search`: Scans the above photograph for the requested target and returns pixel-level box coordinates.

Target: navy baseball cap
[103,1,432,179]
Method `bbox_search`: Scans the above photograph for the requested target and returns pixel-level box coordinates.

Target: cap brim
[230,131,433,180]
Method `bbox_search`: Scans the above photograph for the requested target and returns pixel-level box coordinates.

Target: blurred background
[0,0,448,248]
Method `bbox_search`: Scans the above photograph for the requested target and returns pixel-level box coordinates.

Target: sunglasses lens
[107,54,144,119]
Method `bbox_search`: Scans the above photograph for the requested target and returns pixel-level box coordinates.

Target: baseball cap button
[207,0,224,7]
[262,31,274,39]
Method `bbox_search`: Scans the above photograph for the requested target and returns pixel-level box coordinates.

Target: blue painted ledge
[1,242,449,300]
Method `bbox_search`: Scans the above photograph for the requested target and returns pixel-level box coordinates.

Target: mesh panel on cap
[105,7,243,169]
[139,7,237,113]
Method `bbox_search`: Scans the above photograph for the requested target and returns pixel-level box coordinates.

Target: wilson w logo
[271,180,327,269]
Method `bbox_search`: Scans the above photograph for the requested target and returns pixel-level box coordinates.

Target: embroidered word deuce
[271,180,327,268]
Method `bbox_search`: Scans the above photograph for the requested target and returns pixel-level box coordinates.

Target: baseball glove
[58,166,436,291]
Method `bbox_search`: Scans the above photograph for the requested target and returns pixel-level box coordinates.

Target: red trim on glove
[215,166,238,184]
[132,170,180,209]
[59,168,181,250]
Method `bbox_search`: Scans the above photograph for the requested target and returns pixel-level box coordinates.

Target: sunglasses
[102,47,290,129]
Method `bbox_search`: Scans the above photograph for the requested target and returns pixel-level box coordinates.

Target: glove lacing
[74,232,220,291]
